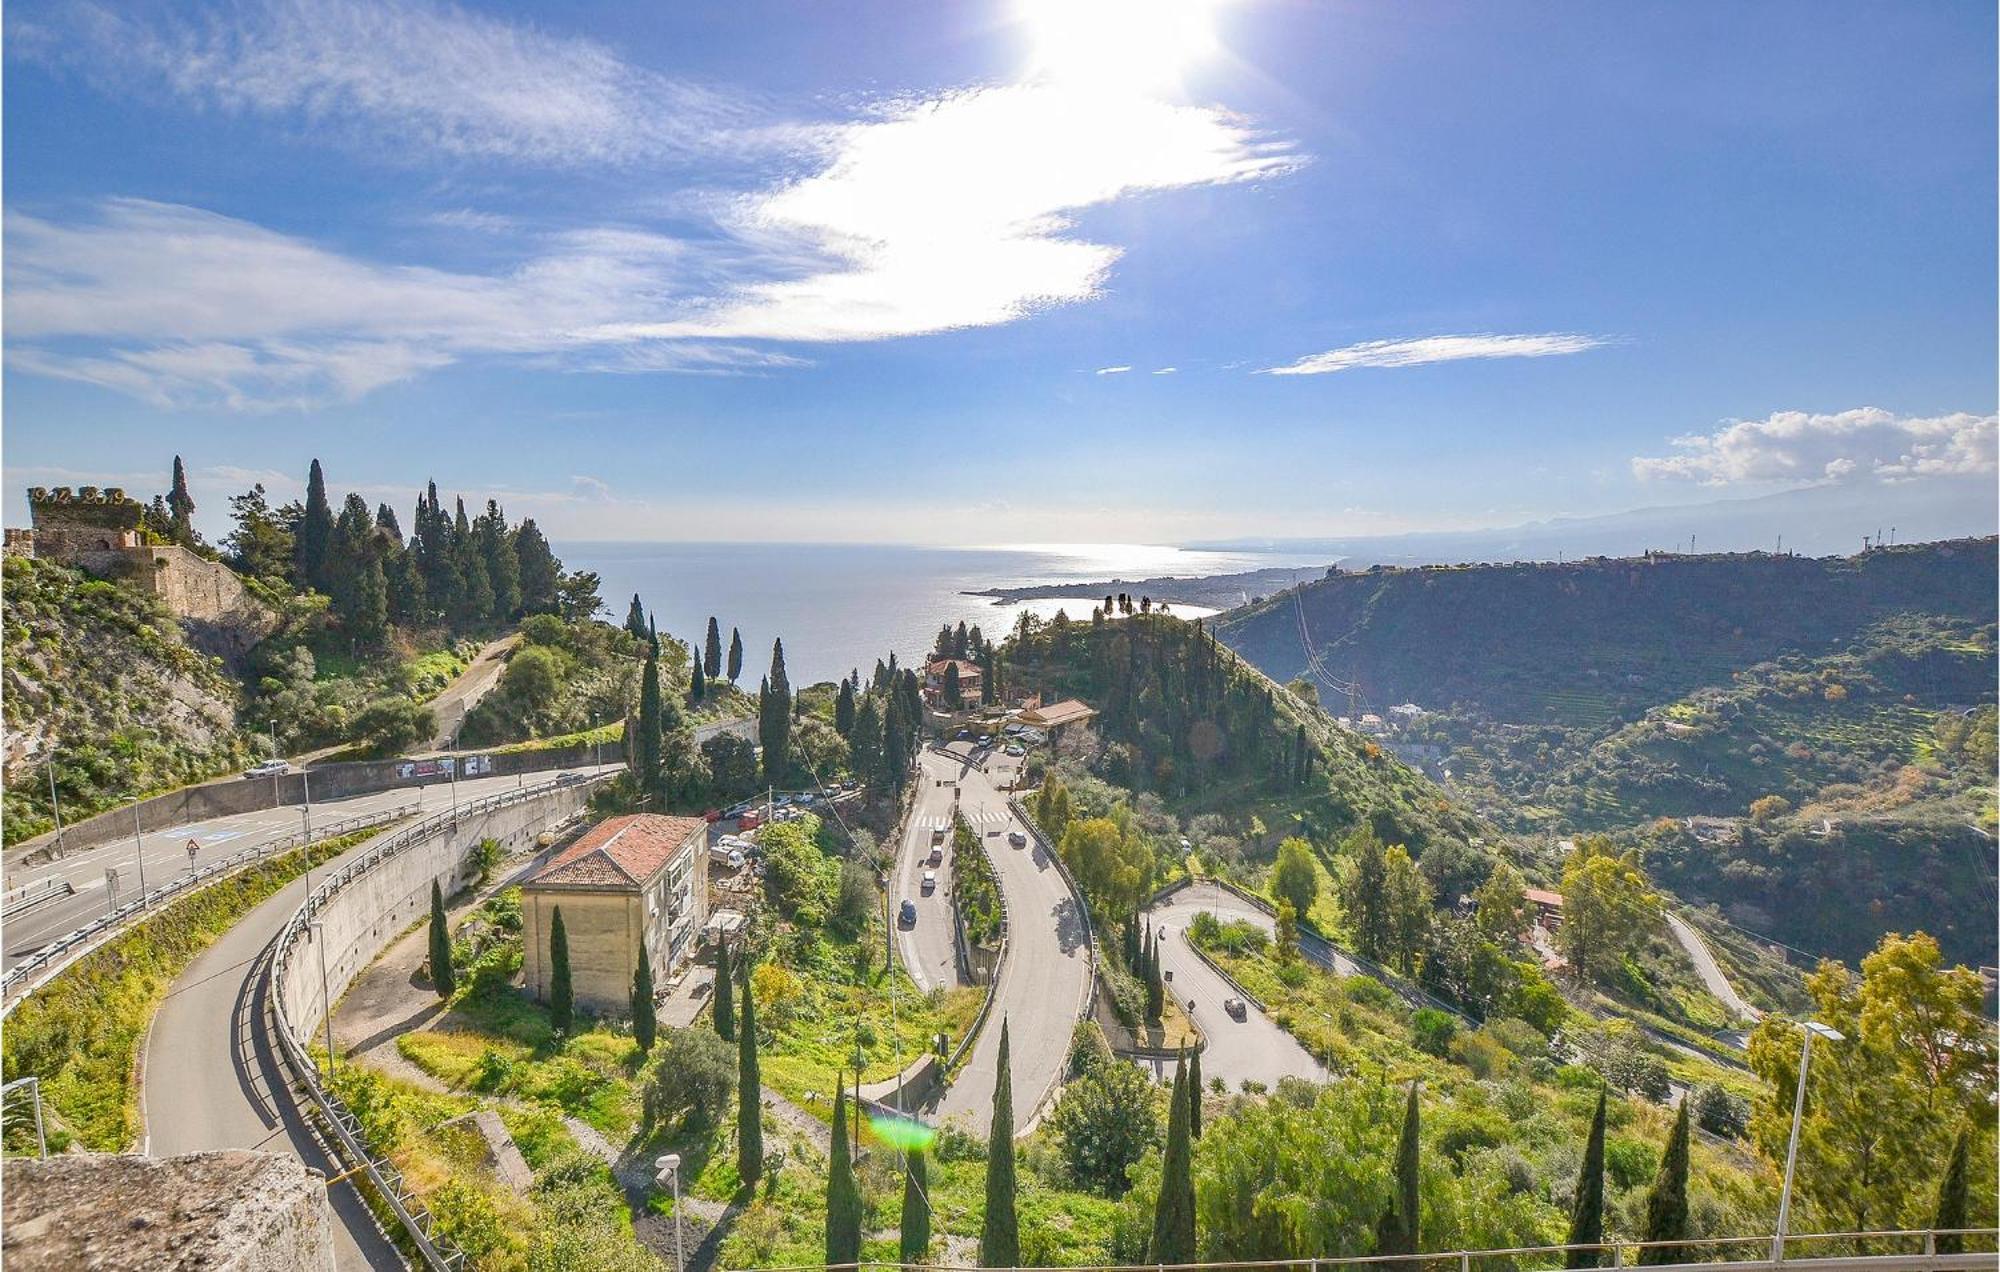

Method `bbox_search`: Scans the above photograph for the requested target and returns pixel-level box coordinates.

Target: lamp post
[125,797,147,907]
[591,711,601,771]
[450,732,461,820]
[306,919,338,1078]
[654,1153,684,1272]
[46,755,65,852]
[301,763,314,842]
[1773,1020,1843,1264]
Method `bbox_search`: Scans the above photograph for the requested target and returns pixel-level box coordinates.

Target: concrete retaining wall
[18,740,622,864]
[276,785,597,1040]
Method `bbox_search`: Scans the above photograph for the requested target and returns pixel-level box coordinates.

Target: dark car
[899,899,918,927]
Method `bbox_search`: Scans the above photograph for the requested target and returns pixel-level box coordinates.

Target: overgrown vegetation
[1,825,390,1152]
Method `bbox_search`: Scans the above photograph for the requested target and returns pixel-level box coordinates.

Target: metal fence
[266,776,604,1272]
[724,1228,2000,1272]
[0,803,418,1015]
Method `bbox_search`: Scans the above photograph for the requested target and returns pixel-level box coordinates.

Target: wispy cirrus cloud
[1632,407,1998,486]
[1096,365,1133,375]
[9,0,752,166]
[1260,332,1607,376]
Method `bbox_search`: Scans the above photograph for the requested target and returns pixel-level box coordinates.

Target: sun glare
[1020,0,1222,93]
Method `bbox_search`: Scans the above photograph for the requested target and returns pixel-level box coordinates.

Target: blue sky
[4,0,1995,545]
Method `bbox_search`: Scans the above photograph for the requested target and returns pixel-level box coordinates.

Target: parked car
[1224,997,1248,1021]
[738,811,762,830]
[977,734,992,747]
[724,801,754,819]
[840,778,858,791]
[1004,744,1024,757]
[244,759,289,778]
[921,870,938,893]
[899,899,918,926]
[927,844,944,866]
[703,808,722,823]
[954,729,973,741]
[931,826,947,845]
[1007,830,1028,848]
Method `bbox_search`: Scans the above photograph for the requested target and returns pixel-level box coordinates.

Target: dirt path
[425,634,521,750]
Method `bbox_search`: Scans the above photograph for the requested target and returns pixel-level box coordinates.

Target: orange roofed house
[521,814,709,1014]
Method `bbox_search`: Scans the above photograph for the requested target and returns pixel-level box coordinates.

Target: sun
[1019,0,1223,93]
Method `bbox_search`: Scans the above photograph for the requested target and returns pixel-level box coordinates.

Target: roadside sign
[186,839,200,867]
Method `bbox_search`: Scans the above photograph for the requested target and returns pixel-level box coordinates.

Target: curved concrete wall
[277,785,597,1042]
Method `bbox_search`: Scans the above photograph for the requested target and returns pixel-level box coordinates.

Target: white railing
[267,776,605,1272]
[0,803,418,1015]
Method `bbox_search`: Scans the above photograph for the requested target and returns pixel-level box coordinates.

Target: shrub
[1411,1008,1459,1057]
[642,1027,737,1132]
[1605,1137,1658,1190]
[1449,1030,1512,1080]
[1691,1083,1750,1139]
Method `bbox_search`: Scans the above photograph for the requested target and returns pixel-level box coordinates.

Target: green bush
[1410,1007,1458,1057]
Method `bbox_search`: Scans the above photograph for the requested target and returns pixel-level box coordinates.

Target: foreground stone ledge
[2,1149,334,1271]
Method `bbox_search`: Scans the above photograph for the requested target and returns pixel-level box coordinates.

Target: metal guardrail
[0,803,418,1015]
[2,876,74,920]
[267,776,604,1272]
[725,1228,2000,1272]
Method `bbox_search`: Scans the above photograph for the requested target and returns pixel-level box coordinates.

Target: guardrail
[267,776,604,1272]
[2,876,73,920]
[1009,794,1097,1027]
[0,803,417,1015]
[725,1228,2000,1272]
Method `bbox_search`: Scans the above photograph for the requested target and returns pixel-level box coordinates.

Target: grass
[1,825,389,1153]
[491,719,624,755]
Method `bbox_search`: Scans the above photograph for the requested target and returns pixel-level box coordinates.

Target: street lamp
[124,797,147,907]
[654,1153,684,1272]
[305,919,338,1078]
[591,711,601,771]
[1773,1020,1843,1264]
[300,763,314,842]
[449,732,461,820]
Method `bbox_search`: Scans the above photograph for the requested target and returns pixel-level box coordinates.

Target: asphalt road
[925,745,1092,1136]
[423,634,520,750]
[1665,912,1762,1023]
[1143,882,1329,1091]
[142,831,407,1271]
[1,766,623,966]
[893,750,970,994]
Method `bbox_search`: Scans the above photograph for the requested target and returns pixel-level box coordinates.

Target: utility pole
[449,733,461,820]
[46,757,65,852]
[1774,1021,1843,1263]
[307,920,337,1077]
[301,764,314,842]
[127,799,147,907]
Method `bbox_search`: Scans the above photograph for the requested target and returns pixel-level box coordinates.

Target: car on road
[1223,997,1248,1020]
[1004,744,1024,757]
[977,734,992,747]
[927,844,944,866]
[244,759,289,778]
[931,826,947,845]
[899,899,918,926]
[1007,830,1028,848]
[921,870,937,893]
[724,801,754,818]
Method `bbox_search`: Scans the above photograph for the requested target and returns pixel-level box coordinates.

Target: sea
[563,541,1329,687]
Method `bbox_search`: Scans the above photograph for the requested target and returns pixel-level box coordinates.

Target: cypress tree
[727,627,744,682]
[713,941,736,1041]
[1935,1123,1970,1254]
[705,617,723,679]
[167,455,196,545]
[1376,1082,1421,1263]
[626,594,648,640]
[1566,1090,1608,1267]
[631,953,657,1053]
[427,879,455,999]
[691,645,708,706]
[737,963,764,1183]
[835,678,857,737]
[827,1076,862,1269]
[760,639,793,783]
[1187,1047,1203,1138]
[981,1021,1018,1267]
[549,906,573,1033]
[636,642,663,798]
[513,517,559,613]
[901,1148,932,1265]
[1151,1052,1196,1263]
[1636,1101,1690,1264]
[296,458,334,590]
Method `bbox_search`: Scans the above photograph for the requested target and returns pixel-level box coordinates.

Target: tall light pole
[306,920,337,1078]
[1773,1020,1843,1264]
[300,764,314,842]
[654,1154,684,1272]
[449,732,461,820]
[46,754,65,851]
[125,797,147,907]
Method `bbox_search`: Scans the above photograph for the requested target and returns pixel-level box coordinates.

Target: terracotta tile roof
[1524,888,1565,909]
[1019,698,1096,728]
[926,658,983,680]
[525,814,706,891]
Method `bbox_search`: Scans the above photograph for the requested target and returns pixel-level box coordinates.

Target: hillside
[2,556,253,839]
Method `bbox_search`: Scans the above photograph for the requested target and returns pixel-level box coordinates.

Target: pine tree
[632,953,657,1053]
[626,594,648,640]
[705,617,723,679]
[1376,1082,1421,1263]
[478,499,521,618]
[981,1021,1019,1267]
[737,964,764,1183]
[760,639,793,783]
[427,879,455,999]
[713,941,736,1041]
[1934,1123,1970,1254]
[944,662,963,710]
[167,455,197,545]
[635,642,664,800]
[727,627,744,682]
[1636,1101,1690,1264]
[1151,1052,1196,1263]
[1187,1047,1203,1138]
[901,1148,932,1264]
[549,906,574,1034]
[514,518,560,614]
[1566,1090,1608,1267]
[827,1076,862,1269]
[296,458,334,590]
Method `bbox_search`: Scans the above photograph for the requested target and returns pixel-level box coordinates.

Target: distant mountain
[1186,477,1997,568]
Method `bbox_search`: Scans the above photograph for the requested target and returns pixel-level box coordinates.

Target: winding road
[1144,882,1327,1090]
[1665,912,1762,1023]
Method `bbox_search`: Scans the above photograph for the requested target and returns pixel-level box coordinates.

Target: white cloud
[1152,366,1177,374]
[594,83,1297,344]
[1631,407,1999,486]
[1261,332,1606,376]
[1096,365,1133,375]
[12,0,747,166]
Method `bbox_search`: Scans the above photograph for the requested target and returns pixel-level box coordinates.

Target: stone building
[520,814,709,1014]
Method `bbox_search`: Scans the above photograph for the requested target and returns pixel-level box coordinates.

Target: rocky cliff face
[2,1150,334,1271]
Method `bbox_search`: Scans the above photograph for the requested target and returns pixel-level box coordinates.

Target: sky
[4,0,1996,547]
